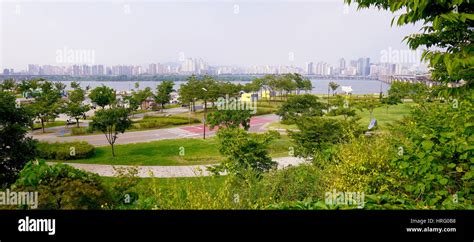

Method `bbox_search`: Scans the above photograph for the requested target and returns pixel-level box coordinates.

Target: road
[32,114,279,147]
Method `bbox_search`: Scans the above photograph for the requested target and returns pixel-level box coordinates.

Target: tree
[355,96,382,119]
[64,82,90,127]
[288,116,360,159]
[30,80,63,133]
[329,82,340,96]
[276,94,325,124]
[302,78,313,94]
[89,85,116,108]
[346,0,473,93]
[14,160,110,209]
[207,110,253,130]
[210,128,279,177]
[179,75,201,112]
[133,87,153,110]
[0,78,16,92]
[91,107,132,157]
[154,81,175,112]
[0,91,37,186]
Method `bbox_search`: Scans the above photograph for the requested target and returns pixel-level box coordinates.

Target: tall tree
[329,81,340,96]
[64,82,90,127]
[30,80,63,133]
[89,85,116,108]
[0,91,37,186]
[91,107,132,157]
[154,81,175,112]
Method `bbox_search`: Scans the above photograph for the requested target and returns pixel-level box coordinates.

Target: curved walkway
[49,157,307,178]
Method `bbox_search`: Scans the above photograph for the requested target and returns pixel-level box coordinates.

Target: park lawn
[357,102,413,129]
[51,135,294,166]
[268,102,413,131]
[60,138,222,166]
[33,120,67,130]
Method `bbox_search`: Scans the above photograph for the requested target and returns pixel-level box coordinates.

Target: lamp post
[202,88,208,139]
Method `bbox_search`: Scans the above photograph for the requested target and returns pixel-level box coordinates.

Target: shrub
[260,164,323,203]
[320,135,395,193]
[133,116,199,129]
[13,160,110,209]
[71,126,94,135]
[37,141,95,160]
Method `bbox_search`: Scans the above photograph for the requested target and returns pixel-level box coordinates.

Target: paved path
[50,157,307,178]
[33,114,279,147]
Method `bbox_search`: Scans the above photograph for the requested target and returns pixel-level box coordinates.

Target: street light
[202,88,208,139]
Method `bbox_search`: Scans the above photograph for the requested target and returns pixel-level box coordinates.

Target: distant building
[306,62,314,75]
[357,58,370,76]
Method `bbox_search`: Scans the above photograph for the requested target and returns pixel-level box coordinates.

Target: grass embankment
[268,102,413,131]
[50,135,294,166]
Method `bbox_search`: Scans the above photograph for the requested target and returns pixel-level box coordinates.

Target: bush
[71,126,94,135]
[320,135,395,193]
[37,141,95,160]
[13,160,110,209]
[260,164,323,203]
[133,116,199,129]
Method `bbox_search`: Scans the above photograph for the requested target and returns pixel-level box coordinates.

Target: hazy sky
[1,1,422,70]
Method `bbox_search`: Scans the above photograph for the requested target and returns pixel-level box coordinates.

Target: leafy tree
[302,78,313,94]
[0,78,16,92]
[14,160,110,209]
[132,87,153,110]
[355,96,382,119]
[64,82,90,127]
[89,85,116,108]
[346,0,474,93]
[207,110,253,130]
[29,80,63,133]
[210,128,279,177]
[0,91,37,186]
[179,75,201,111]
[123,95,140,115]
[91,107,132,157]
[154,81,175,112]
[276,94,325,124]
[371,95,474,208]
[289,116,360,159]
[327,95,357,120]
[329,81,340,96]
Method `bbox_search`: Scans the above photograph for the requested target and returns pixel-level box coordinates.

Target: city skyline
[1,2,423,70]
[3,55,428,77]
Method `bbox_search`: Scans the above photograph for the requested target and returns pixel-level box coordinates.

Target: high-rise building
[357,58,370,76]
[339,58,346,70]
[28,64,40,75]
[149,63,157,75]
[306,62,314,75]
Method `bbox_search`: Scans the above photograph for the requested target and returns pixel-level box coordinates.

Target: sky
[0,1,423,70]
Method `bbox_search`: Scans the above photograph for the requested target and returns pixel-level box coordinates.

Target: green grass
[101,175,225,191]
[132,116,200,130]
[56,138,222,166]
[357,102,413,129]
[267,102,413,131]
[33,121,67,130]
[50,135,294,165]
